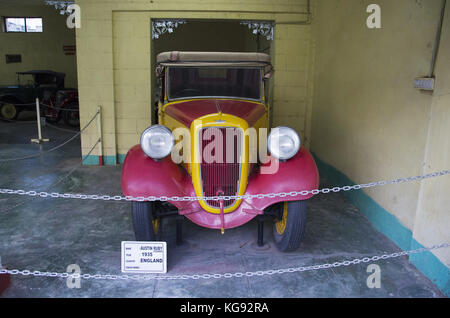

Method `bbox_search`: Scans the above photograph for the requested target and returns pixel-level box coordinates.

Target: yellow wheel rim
[152,218,160,235]
[1,103,17,120]
[275,202,288,235]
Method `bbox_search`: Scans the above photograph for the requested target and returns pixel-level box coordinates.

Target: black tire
[0,101,19,120]
[132,201,161,241]
[272,201,307,252]
[62,102,80,127]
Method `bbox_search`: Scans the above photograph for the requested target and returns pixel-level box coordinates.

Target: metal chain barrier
[0,243,448,281]
[0,169,448,202]
[1,107,449,283]
[0,137,101,215]
[0,110,98,162]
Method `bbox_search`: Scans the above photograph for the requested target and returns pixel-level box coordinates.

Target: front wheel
[273,201,307,252]
[132,201,161,241]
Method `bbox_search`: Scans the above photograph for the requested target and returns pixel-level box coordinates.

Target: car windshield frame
[165,66,263,102]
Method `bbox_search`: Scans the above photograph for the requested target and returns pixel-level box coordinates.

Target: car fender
[121,145,195,209]
[245,146,319,211]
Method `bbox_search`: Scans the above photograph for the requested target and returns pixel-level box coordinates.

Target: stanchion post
[97,105,103,166]
[31,97,49,144]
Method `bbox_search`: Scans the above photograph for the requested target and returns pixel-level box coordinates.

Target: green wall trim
[117,154,126,164]
[313,153,449,296]
[81,155,99,165]
[82,155,125,165]
[409,239,450,295]
[103,155,117,165]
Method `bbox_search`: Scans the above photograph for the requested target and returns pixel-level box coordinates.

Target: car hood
[164,99,266,127]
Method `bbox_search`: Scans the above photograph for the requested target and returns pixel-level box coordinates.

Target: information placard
[121,241,167,274]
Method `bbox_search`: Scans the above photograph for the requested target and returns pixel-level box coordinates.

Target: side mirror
[155,65,164,78]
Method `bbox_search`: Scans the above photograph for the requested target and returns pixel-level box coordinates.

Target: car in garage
[121,51,319,251]
[0,70,79,126]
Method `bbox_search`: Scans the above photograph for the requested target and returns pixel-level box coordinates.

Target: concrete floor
[0,115,445,298]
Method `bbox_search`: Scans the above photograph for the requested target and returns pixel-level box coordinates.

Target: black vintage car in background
[0,70,79,127]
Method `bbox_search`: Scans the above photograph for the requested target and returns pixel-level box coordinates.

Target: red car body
[122,140,319,230]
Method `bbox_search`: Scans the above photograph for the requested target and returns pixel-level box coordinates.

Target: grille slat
[200,127,242,208]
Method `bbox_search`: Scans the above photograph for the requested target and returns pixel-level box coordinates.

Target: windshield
[17,74,34,87]
[167,67,262,101]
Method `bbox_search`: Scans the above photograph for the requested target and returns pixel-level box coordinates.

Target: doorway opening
[150,19,274,123]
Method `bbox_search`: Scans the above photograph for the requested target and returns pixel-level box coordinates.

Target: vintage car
[122,52,319,252]
[0,70,79,126]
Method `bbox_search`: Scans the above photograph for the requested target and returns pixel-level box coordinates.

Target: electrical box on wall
[414,77,435,91]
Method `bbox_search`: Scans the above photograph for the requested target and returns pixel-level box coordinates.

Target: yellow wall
[414,3,450,267]
[113,12,151,157]
[0,3,77,88]
[75,0,313,163]
[311,0,448,265]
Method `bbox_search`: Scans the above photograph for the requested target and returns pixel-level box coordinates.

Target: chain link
[0,110,99,163]
[0,169,448,203]
[1,243,448,281]
[0,157,448,280]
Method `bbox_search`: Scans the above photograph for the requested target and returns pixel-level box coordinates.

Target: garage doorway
[150,19,273,123]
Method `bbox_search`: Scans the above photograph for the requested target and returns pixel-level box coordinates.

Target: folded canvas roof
[157,51,271,64]
[156,51,272,75]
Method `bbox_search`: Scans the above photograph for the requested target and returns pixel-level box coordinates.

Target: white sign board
[121,241,167,274]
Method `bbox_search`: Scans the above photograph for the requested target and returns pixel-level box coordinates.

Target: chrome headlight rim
[267,126,301,160]
[140,124,174,160]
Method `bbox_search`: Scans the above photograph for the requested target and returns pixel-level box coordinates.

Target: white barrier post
[97,105,103,166]
[31,97,50,144]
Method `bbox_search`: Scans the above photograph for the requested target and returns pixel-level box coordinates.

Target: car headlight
[140,125,174,159]
[267,126,301,160]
